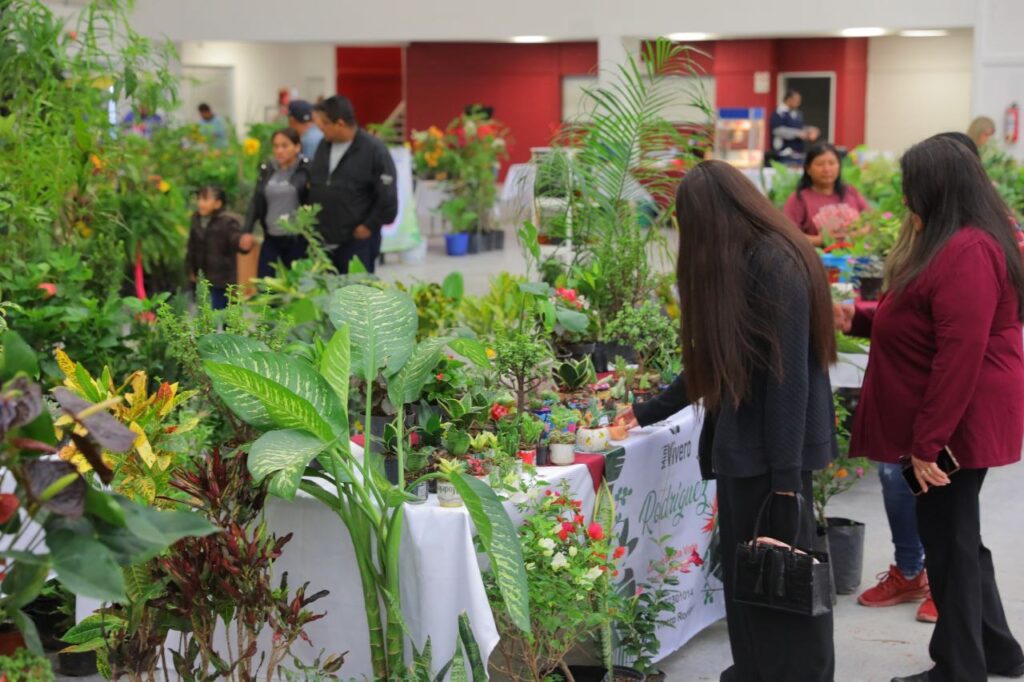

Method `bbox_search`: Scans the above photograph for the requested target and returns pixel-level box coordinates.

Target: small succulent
[554,357,596,393]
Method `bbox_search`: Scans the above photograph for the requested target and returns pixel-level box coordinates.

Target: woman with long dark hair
[838,135,1024,682]
[784,142,869,246]
[617,160,838,681]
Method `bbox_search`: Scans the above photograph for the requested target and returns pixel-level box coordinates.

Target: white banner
[607,407,725,663]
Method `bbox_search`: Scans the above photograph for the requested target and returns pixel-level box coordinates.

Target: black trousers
[257,234,307,278]
[717,472,835,682]
[328,236,376,274]
[916,468,1023,682]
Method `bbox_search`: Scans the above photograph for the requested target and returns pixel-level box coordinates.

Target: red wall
[336,47,404,126]
[702,38,867,149]
[405,42,598,170]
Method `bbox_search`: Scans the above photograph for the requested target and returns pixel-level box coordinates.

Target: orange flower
[835,468,849,479]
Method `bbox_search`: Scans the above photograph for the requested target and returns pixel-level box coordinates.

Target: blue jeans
[879,461,925,577]
[209,286,229,310]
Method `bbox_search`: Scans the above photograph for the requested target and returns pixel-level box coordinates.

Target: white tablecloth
[830,352,869,389]
[266,455,596,678]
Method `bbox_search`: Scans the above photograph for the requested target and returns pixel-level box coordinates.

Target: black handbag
[733,493,833,617]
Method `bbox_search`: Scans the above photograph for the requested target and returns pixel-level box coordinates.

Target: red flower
[612,569,619,577]
[0,494,19,525]
[544,489,552,497]
[37,282,57,298]
[561,521,575,537]
[613,546,626,560]
[574,514,585,526]
[436,373,446,381]
[489,404,509,421]
[557,526,570,542]
[587,522,604,541]
[572,500,583,511]
[690,549,704,567]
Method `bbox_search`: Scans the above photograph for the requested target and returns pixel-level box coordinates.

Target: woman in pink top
[784,143,870,246]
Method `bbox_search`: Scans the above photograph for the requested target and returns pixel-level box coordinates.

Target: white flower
[538,538,556,555]
[584,566,603,582]
[493,138,506,149]
[568,545,578,557]
[464,120,478,138]
[551,552,569,571]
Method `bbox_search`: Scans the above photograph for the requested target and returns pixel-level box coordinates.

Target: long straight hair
[676,161,836,411]
[892,136,1024,319]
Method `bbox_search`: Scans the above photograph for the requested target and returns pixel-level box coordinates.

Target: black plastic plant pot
[561,665,645,682]
[858,276,883,301]
[467,232,483,254]
[383,456,400,485]
[24,595,65,651]
[492,230,506,250]
[58,650,98,677]
[813,524,838,604]
[567,342,596,361]
[535,444,550,466]
[827,517,866,595]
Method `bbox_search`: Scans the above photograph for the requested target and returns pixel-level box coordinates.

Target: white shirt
[328,141,352,174]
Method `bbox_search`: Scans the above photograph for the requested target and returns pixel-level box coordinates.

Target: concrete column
[973,0,1024,158]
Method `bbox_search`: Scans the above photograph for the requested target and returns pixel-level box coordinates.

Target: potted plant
[813,395,870,595]
[852,255,884,301]
[0,647,55,681]
[516,414,545,466]
[485,482,623,682]
[576,418,612,453]
[554,356,596,407]
[440,196,476,256]
[437,458,466,508]
[548,429,577,466]
[604,301,677,396]
[493,330,554,413]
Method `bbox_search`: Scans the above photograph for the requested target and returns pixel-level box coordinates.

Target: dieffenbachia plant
[201,285,529,679]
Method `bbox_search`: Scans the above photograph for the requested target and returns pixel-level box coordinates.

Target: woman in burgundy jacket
[838,135,1024,682]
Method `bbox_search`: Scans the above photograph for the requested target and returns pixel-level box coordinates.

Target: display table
[268,407,723,677]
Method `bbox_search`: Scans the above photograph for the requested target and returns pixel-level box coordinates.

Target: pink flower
[882,211,894,220]
[587,522,604,541]
[556,287,578,304]
[690,549,704,567]
[855,467,865,478]
[37,282,57,298]
[635,586,644,596]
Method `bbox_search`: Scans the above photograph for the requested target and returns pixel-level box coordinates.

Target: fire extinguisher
[1005,102,1020,145]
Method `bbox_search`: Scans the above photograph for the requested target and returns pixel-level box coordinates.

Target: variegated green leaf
[387,337,450,408]
[204,352,341,440]
[448,338,491,369]
[320,325,351,409]
[449,474,531,633]
[249,429,328,500]
[328,285,417,381]
[197,333,271,362]
[458,612,487,680]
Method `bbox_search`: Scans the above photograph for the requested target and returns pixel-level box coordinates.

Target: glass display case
[714,107,766,169]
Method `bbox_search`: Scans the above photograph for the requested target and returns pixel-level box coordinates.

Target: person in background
[197,103,228,149]
[309,95,398,274]
[784,142,870,247]
[837,135,1024,682]
[244,128,311,278]
[186,185,253,310]
[121,105,163,138]
[287,100,324,160]
[967,116,997,149]
[770,88,820,164]
[617,161,837,682]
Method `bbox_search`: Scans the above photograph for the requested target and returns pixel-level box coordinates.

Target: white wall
[864,30,973,153]
[974,0,1024,159]
[175,42,336,132]
[125,0,975,43]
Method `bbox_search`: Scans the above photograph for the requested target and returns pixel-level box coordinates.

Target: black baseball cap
[288,100,314,122]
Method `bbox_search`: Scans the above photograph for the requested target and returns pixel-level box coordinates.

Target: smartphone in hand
[901,449,960,496]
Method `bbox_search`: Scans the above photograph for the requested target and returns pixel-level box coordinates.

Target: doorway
[778,72,835,142]
[180,65,234,126]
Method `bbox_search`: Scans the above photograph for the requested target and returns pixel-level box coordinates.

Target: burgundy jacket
[849,227,1024,468]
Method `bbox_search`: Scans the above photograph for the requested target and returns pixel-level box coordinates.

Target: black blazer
[633,242,837,493]
[307,128,399,245]
[243,158,311,234]
[185,211,248,288]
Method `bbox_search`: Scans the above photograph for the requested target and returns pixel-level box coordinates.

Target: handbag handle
[749,492,805,551]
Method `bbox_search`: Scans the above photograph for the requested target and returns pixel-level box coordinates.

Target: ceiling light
[899,29,949,37]
[511,35,550,44]
[665,32,713,42]
[840,27,887,37]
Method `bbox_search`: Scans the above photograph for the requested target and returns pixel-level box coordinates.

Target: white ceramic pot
[408,481,429,504]
[437,481,463,507]
[576,427,611,452]
[549,443,576,466]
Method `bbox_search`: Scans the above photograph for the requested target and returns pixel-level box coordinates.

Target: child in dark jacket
[185,186,253,309]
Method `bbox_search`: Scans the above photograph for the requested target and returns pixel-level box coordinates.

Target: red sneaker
[916,594,938,623]
[857,565,930,607]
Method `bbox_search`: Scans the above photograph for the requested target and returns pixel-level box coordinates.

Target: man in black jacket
[309,95,398,273]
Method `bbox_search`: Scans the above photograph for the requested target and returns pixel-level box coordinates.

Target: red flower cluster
[0,494,19,525]
[587,522,604,541]
[489,403,510,421]
[555,287,583,309]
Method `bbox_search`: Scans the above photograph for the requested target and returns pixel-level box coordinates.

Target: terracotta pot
[0,625,26,656]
